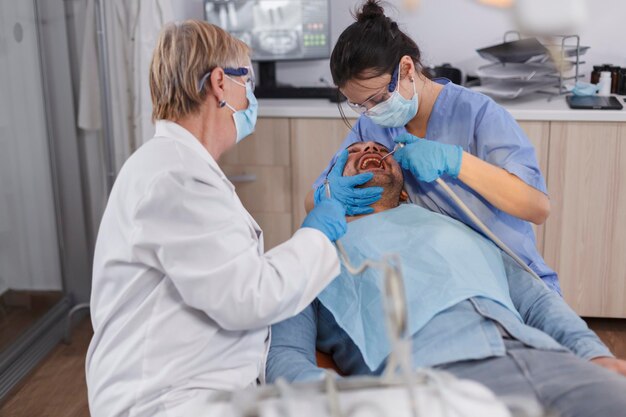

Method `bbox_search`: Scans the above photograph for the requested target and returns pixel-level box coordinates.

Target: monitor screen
[204,0,330,62]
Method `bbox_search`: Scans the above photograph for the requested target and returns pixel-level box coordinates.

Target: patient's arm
[504,255,613,360]
[266,301,326,383]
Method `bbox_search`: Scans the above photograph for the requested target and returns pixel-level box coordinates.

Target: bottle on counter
[598,71,612,96]
[590,65,603,84]
[618,68,626,96]
[591,64,612,84]
[610,66,620,94]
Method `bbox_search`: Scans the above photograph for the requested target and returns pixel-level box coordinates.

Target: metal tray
[477,38,548,64]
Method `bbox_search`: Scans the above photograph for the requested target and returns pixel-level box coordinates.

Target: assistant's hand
[301,198,347,242]
[591,357,626,377]
[314,150,383,216]
[393,133,463,183]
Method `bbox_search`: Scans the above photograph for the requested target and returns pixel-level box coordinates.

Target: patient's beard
[351,171,404,219]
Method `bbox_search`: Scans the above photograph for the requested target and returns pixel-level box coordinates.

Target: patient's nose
[363,143,386,154]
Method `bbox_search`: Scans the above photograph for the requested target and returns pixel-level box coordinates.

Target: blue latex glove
[393,133,463,183]
[314,150,383,215]
[571,82,600,96]
[301,198,347,242]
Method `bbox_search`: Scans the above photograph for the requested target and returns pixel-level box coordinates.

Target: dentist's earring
[218,100,226,108]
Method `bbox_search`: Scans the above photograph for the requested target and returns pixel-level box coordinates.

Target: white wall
[176,0,626,87]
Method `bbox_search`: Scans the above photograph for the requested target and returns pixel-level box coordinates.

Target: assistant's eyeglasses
[345,66,401,114]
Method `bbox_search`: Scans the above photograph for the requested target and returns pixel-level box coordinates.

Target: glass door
[0,0,64,355]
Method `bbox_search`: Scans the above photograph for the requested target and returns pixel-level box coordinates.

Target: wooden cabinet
[290,118,356,228]
[518,121,550,253]
[220,118,293,250]
[543,122,626,318]
[229,117,626,318]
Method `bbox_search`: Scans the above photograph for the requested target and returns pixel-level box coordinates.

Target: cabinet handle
[227,174,257,183]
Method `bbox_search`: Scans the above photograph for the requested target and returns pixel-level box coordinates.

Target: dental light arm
[513,0,587,37]
[323,180,413,381]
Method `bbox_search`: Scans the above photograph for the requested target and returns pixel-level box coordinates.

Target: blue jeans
[436,340,626,417]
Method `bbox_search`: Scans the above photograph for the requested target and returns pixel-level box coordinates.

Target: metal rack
[508,30,585,96]
[475,31,586,99]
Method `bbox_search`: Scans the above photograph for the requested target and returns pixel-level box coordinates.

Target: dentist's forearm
[457,152,550,225]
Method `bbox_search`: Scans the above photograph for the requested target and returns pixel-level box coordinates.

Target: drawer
[222,165,291,213]
[250,212,293,250]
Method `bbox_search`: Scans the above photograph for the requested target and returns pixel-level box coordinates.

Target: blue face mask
[366,66,419,128]
[571,82,599,96]
[223,77,258,143]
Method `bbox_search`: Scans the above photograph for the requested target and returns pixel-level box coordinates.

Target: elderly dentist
[86,20,347,417]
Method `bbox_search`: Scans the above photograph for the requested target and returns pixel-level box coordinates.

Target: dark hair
[330,0,425,88]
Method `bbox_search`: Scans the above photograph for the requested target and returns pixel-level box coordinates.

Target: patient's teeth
[360,157,383,169]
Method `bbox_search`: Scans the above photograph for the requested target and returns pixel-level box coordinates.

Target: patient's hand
[591,357,626,377]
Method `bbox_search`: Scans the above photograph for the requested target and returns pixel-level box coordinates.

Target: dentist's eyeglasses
[197,66,255,93]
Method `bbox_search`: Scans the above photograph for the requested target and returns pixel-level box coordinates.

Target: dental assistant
[307,0,560,293]
[86,21,346,417]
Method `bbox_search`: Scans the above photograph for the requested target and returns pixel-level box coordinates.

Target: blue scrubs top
[313,79,561,294]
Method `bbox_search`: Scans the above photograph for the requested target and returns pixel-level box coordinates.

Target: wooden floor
[0,291,63,353]
[584,318,626,359]
[0,318,92,417]
[0,317,624,417]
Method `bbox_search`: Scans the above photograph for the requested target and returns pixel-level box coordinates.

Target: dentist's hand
[301,198,347,242]
[314,149,383,215]
[393,133,463,183]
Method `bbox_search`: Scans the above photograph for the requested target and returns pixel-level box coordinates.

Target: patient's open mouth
[358,153,385,171]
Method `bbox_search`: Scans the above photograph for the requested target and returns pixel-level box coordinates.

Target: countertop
[258,93,626,122]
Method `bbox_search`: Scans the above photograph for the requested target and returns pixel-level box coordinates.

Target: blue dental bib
[318,204,522,371]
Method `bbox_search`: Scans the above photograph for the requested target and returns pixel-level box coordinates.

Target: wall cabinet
[229,117,626,318]
[290,119,355,228]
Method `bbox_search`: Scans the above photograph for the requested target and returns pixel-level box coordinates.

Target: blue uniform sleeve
[266,301,326,383]
[474,100,548,195]
[504,254,612,360]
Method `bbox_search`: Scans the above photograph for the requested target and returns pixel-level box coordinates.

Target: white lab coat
[86,120,340,417]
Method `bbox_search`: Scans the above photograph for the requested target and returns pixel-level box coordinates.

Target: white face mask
[365,65,419,128]
[222,76,258,143]
[197,67,258,143]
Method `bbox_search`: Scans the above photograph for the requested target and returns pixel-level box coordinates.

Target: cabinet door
[220,118,292,250]
[290,118,356,228]
[517,121,550,253]
[544,122,626,318]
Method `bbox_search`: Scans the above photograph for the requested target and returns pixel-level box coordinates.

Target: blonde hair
[149,20,250,122]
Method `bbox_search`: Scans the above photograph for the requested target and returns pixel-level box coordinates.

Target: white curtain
[78,0,176,173]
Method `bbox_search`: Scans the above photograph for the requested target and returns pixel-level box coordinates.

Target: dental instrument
[434,175,544,284]
[383,139,544,285]
[324,180,419,417]
[216,369,521,417]
[378,143,403,164]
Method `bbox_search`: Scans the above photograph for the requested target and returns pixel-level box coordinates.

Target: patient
[267,141,626,417]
